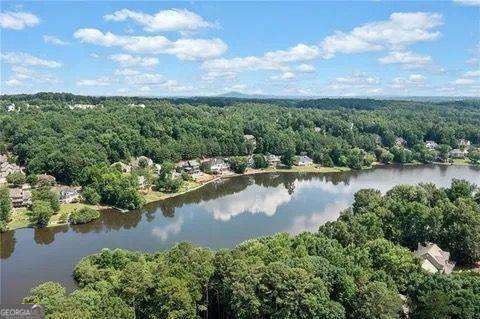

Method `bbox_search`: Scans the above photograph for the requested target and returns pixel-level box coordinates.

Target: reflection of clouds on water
[199,184,292,221]
[287,201,350,235]
[151,217,184,241]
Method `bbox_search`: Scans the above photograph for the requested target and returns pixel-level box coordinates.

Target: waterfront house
[58,186,81,204]
[137,175,148,189]
[246,155,254,168]
[209,158,230,174]
[414,242,455,274]
[395,137,407,147]
[187,160,201,173]
[9,188,32,207]
[294,155,313,166]
[267,154,281,167]
[458,139,471,149]
[449,148,468,159]
[425,141,439,150]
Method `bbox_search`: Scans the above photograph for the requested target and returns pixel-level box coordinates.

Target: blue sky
[1,1,479,97]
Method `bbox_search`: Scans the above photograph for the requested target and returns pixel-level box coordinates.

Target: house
[395,137,407,147]
[209,158,230,174]
[0,154,7,164]
[458,139,471,149]
[0,162,23,185]
[244,134,257,145]
[9,188,32,207]
[294,155,313,166]
[5,104,15,112]
[186,160,201,173]
[314,127,323,133]
[244,135,257,154]
[414,243,455,274]
[37,174,56,185]
[267,154,281,167]
[449,149,468,159]
[137,175,148,189]
[246,155,254,168]
[58,186,81,204]
[425,141,438,150]
[154,163,162,174]
[69,104,97,110]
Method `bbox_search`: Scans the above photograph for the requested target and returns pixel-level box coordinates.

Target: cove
[1,164,479,304]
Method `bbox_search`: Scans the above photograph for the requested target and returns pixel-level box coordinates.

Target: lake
[1,165,479,304]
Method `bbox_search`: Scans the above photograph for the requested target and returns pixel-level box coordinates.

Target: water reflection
[1,165,479,304]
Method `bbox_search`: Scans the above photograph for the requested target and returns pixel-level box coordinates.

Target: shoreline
[4,160,475,232]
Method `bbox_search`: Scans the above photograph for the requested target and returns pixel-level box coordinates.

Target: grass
[6,202,104,231]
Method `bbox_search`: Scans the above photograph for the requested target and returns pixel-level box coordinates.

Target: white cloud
[296,64,315,73]
[4,66,58,87]
[454,78,475,85]
[321,12,442,58]
[73,28,227,60]
[114,68,140,76]
[464,69,480,78]
[408,74,426,83]
[5,78,22,87]
[43,35,70,46]
[378,51,433,69]
[201,44,318,78]
[390,74,427,90]
[109,53,158,67]
[0,11,39,30]
[1,52,62,68]
[333,73,379,85]
[77,76,112,86]
[89,53,99,58]
[270,72,295,81]
[454,0,480,6]
[104,8,212,32]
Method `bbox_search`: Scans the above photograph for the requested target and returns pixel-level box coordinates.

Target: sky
[0,0,479,97]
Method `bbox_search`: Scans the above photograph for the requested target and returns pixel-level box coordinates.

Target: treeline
[1,94,479,187]
[23,180,480,319]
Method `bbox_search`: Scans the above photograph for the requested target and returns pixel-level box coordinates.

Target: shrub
[69,207,100,225]
[82,186,100,205]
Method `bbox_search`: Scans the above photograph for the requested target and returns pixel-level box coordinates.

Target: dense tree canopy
[1,94,479,186]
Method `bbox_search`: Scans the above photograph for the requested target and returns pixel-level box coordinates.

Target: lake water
[1,165,479,304]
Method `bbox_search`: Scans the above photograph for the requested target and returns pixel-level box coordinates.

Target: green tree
[28,200,53,227]
[6,171,25,187]
[252,154,268,169]
[0,187,12,232]
[281,149,294,169]
[352,281,403,319]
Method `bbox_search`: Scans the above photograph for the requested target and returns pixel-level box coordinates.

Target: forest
[1,93,479,188]
[23,180,480,319]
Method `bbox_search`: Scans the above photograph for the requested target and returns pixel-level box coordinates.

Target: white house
[414,243,455,274]
[267,154,281,167]
[294,155,313,166]
[458,139,471,149]
[425,141,438,150]
[58,186,81,204]
[395,137,407,147]
[449,149,468,159]
[209,158,230,174]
